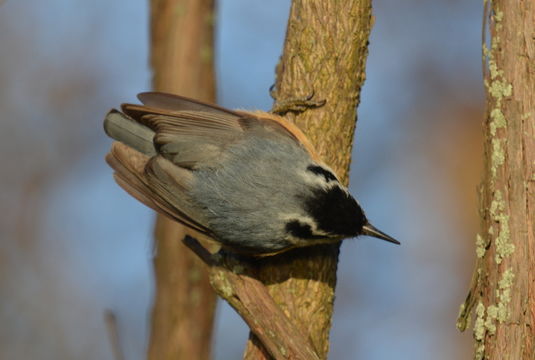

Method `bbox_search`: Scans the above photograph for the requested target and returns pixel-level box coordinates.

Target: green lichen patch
[474,301,487,341]
[472,269,515,359]
[490,108,506,135]
[485,304,498,335]
[494,10,504,22]
[491,138,505,178]
[489,190,515,264]
[495,268,514,322]
[521,112,532,120]
[457,303,467,329]
[486,71,511,145]
[483,4,511,183]
[481,268,515,345]
[488,58,503,80]
[492,193,514,263]
[475,234,487,258]
[473,301,487,359]
[482,43,489,61]
[210,270,234,298]
[493,10,504,32]
[488,78,512,100]
[279,345,288,357]
[489,190,503,216]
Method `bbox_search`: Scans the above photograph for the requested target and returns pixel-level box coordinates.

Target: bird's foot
[270,85,326,115]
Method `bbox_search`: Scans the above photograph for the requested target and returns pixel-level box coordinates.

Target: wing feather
[106,142,212,235]
[105,92,324,249]
[138,91,240,116]
[246,110,320,161]
[128,92,320,161]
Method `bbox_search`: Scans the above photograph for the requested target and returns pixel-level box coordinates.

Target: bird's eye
[285,220,314,238]
[306,165,338,183]
[285,219,326,239]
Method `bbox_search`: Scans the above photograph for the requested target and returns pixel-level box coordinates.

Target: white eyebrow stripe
[300,164,341,190]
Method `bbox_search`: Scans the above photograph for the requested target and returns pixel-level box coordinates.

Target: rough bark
[147,1,218,359]
[457,1,535,359]
[243,1,373,359]
[182,237,321,360]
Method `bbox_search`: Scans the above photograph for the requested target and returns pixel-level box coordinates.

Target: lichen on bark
[458,0,535,358]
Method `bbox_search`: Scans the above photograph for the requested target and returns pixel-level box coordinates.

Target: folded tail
[103,109,157,157]
[105,142,212,236]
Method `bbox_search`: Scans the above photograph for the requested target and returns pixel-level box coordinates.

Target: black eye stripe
[304,186,366,237]
[285,220,325,239]
[306,165,338,183]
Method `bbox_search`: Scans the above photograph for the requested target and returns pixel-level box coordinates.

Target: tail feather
[104,109,156,156]
[105,142,212,236]
[105,143,156,211]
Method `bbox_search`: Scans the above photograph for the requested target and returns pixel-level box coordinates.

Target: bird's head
[285,163,399,245]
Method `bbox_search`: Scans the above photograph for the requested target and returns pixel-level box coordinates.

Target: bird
[104,92,399,256]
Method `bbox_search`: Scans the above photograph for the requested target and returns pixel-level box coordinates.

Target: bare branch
[459,1,535,358]
[245,1,374,357]
[182,237,320,360]
[147,0,218,359]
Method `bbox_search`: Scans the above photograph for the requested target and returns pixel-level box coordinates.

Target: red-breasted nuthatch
[104,92,399,255]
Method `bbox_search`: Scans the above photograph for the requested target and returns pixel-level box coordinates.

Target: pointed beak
[362,223,400,245]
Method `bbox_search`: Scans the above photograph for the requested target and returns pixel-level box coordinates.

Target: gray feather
[106,142,212,236]
[104,110,156,156]
[145,112,243,168]
[104,94,332,254]
[138,92,240,117]
[145,156,211,233]
[190,134,316,252]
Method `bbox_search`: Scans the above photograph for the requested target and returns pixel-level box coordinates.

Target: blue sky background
[1,0,484,359]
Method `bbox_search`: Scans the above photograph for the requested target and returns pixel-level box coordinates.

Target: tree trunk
[458,1,535,358]
[243,1,373,358]
[147,1,218,359]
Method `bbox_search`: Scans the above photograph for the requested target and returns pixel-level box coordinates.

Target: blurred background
[0,0,484,359]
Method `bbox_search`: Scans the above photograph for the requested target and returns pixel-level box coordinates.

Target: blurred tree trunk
[147,1,218,359]
[460,1,535,359]
[243,1,373,359]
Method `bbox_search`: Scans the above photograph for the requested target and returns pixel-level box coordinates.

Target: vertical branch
[147,1,218,359]
[459,0,535,359]
[244,1,373,359]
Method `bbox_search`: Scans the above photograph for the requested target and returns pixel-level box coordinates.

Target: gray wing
[105,142,213,236]
[103,94,255,238]
[120,92,299,169]
[120,105,243,169]
[138,92,240,116]
[104,92,306,241]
